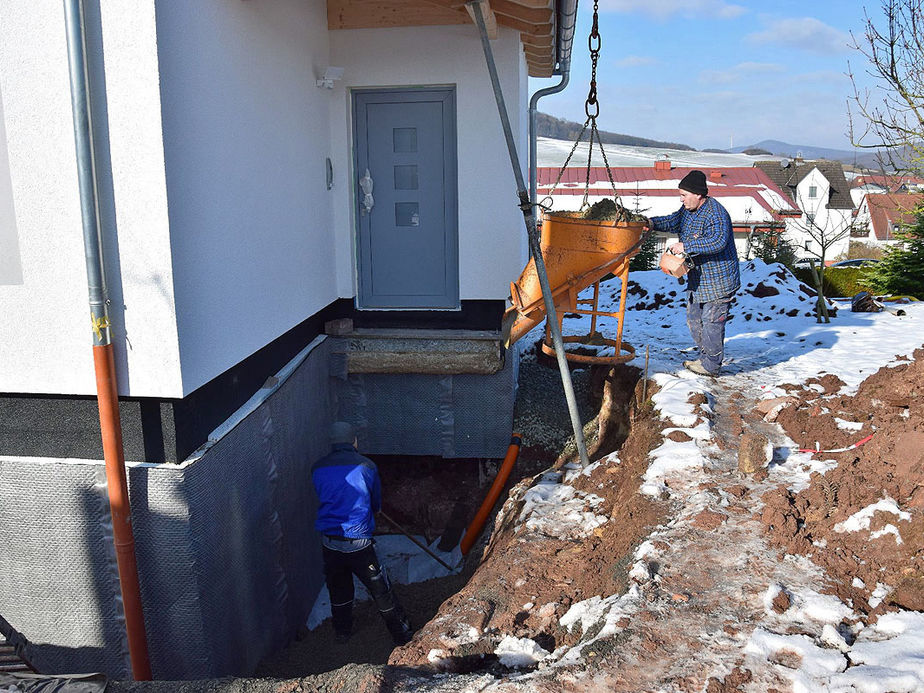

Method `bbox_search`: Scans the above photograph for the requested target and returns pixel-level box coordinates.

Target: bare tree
[848,0,924,174]
[789,194,859,322]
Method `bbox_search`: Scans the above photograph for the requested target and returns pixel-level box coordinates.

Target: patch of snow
[870,524,903,544]
[869,583,891,609]
[494,636,550,668]
[834,417,864,431]
[745,628,848,678]
[834,497,911,533]
[517,478,608,540]
[829,611,924,691]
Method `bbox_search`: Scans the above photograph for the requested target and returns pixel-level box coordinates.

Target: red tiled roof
[864,193,923,241]
[536,166,798,223]
[852,174,924,190]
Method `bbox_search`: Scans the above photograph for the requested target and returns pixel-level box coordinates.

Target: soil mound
[760,348,924,616]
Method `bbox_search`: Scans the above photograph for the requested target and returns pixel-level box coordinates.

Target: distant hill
[726,139,883,168]
[537,113,695,151]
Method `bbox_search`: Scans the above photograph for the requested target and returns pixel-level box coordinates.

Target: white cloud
[599,0,746,20]
[748,17,851,54]
[699,62,784,85]
[614,55,658,67]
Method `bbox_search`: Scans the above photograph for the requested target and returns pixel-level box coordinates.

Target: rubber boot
[381,604,413,645]
[331,601,353,643]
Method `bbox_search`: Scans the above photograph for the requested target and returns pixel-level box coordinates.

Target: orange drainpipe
[64,0,152,679]
[460,435,521,555]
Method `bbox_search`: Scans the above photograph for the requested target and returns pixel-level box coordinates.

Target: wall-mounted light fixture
[316,66,345,89]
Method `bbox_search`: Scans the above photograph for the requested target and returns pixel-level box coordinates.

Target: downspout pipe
[469,0,590,467]
[529,0,577,207]
[63,0,153,680]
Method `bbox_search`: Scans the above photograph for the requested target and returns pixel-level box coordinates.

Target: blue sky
[532,0,881,151]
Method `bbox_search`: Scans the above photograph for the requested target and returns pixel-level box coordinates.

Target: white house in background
[537,158,801,258]
[0,0,567,680]
[854,192,923,246]
[754,159,856,262]
[849,174,924,213]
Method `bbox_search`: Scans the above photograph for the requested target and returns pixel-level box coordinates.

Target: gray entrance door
[353,88,458,309]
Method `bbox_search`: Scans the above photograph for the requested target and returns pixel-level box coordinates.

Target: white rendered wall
[329,25,530,302]
[0,1,182,397]
[155,0,336,395]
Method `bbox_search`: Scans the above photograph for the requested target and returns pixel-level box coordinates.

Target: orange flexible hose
[460,435,522,555]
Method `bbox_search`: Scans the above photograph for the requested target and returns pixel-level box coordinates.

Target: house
[853,192,924,244]
[0,0,570,679]
[536,159,801,258]
[849,173,924,209]
[754,159,856,261]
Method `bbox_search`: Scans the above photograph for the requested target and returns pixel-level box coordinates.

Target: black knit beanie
[678,170,708,196]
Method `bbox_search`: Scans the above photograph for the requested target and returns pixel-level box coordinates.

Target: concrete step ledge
[327,323,505,374]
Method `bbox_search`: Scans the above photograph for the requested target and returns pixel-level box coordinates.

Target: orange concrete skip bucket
[502,212,646,348]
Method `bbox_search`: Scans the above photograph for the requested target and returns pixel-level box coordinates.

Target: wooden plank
[328,0,469,30]
[519,32,554,47]
[491,0,552,25]
[465,0,497,39]
[495,13,551,35]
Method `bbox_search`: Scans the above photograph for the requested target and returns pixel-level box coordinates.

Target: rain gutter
[529,0,577,207]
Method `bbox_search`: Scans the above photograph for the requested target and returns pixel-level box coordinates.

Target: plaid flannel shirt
[651,196,740,303]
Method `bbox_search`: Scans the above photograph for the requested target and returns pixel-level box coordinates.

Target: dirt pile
[387,372,665,676]
[759,348,924,616]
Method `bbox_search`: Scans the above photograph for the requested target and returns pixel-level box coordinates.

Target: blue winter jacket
[312,443,381,539]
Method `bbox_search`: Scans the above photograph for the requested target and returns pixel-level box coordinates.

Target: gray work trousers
[686,296,731,374]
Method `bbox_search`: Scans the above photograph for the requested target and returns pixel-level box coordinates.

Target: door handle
[359,168,374,215]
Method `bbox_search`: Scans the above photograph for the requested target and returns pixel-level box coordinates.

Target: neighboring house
[754,159,856,261]
[854,193,924,244]
[0,0,567,679]
[849,173,924,210]
[536,158,801,258]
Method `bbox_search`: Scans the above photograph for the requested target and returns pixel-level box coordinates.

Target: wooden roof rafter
[327,0,559,77]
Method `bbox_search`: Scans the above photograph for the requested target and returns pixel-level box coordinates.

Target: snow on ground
[307,259,924,690]
[493,259,924,691]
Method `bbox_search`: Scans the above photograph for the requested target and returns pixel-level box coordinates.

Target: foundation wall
[0,335,517,678]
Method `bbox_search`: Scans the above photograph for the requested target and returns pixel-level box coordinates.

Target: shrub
[630,231,659,271]
[791,266,868,297]
[861,204,924,298]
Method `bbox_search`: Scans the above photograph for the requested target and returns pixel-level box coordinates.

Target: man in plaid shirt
[650,170,740,376]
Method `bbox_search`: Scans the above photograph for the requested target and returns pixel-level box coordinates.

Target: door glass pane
[393,128,417,153]
[394,165,419,190]
[396,202,420,227]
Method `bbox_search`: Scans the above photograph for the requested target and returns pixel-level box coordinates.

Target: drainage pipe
[460,434,521,555]
[529,0,577,208]
[469,0,589,466]
[63,0,152,680]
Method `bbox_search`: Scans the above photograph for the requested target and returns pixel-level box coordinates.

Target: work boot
[684,359,717,377]
[331,602,353,644]
[382,607,414,646]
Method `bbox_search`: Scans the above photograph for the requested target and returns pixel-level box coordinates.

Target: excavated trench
[253,351,665,682]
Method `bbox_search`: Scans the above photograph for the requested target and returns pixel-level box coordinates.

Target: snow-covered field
[536,136,779,168]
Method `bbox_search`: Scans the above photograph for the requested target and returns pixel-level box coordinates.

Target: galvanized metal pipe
[63,0,152,679]
[469,0,589,466]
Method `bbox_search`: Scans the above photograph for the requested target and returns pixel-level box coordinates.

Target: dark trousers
[686,297,731,374]
[322,543,408,640]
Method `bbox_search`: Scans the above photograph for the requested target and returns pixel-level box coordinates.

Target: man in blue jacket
[650,170,740,376]
[311,421,413,645]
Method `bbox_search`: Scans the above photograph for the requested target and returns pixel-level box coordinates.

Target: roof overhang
[328,0,559,77]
